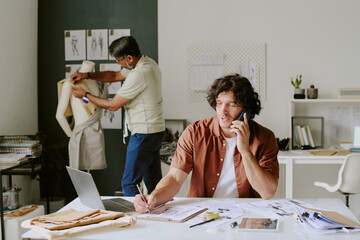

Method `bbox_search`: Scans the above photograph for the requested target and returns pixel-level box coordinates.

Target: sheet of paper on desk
[184,200,244,228]
[239,199,331,219]
[137,205,207,222]
[239,199,296,218]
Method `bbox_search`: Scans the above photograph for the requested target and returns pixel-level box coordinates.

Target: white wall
[0,0,39,206]
[159,0,360,137]
[158,0,360,217]
[0,0,38,135]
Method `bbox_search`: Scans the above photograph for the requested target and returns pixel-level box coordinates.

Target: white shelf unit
[289,99,360,149]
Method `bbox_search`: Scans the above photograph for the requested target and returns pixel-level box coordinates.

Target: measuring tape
[204,211,219,220]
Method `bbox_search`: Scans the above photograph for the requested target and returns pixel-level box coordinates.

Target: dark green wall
[38,0,158,200]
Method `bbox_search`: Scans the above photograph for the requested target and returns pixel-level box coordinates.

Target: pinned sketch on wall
[108,29,131,59]
[100,63,122,94]
[65,30,86,61]
[236,62,257,91]
[190,53,224,91]
[65,64,82,78]
[101,106,122,129]
[99,63,122,129]
[187,43,266,102]
[87,29,108,60]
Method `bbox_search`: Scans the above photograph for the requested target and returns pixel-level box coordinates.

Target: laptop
[66,166,135,212]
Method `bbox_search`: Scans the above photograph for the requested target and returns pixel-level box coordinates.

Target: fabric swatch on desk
[4,205,37,217]
[22,208,136,239]
[30,208,124,230]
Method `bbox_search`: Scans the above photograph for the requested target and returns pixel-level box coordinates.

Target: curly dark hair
[206,74,261,118]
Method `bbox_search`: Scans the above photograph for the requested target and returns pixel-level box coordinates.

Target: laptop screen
[66,166,106,210]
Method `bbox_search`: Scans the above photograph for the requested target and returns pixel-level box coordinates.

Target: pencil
[136,184,150,213]
[189,218,215,228]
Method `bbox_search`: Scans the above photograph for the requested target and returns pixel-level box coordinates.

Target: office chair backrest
[339,153,360,194]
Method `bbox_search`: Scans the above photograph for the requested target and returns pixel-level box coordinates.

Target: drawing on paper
[87,29,108,60]
[65,30,86,61]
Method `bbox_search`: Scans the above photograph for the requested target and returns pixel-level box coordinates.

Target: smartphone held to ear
[238,110,251,121]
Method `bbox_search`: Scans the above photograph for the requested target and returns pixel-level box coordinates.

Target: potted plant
[307,84,318,99]
[291,74,305,99]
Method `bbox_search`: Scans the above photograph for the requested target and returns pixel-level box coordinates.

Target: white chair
[314,153,360,207]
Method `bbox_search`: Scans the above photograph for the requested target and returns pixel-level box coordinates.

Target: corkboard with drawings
[187,42,266,102]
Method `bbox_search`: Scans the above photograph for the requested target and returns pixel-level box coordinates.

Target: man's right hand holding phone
[230,111,251,153]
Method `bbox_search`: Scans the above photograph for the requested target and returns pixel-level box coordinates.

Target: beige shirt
[117,55,165,134]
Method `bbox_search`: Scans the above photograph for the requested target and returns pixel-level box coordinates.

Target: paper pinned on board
[190,53,224,91]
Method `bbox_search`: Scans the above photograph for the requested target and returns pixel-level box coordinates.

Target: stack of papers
[0,153,27,164]
[239,199,360,234]
[291,201,360,234]
[0,136,41,157]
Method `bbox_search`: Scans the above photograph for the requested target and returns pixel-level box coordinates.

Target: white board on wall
[187,42,266,102]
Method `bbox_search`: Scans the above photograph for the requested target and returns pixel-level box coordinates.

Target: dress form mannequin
[56,60,99,137]
[56,60,107,170]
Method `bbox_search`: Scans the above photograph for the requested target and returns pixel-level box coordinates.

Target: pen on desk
[189,218,216,228]
[136,184,150,213]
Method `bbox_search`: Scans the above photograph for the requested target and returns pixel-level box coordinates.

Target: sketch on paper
[108,29,131,59]
[65,30,86,61]
[65,64,82,78]
[236,63,257,90]
[100,63,122,94]
[99,63,123,129]
[101,107,122,129]
[86,29,108,60]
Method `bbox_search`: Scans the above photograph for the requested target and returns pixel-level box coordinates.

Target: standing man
[134,74,279,213]
[71,36,165,196]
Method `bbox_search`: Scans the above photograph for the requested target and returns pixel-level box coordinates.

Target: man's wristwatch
[87,72,91,78]
[82,92,90,103]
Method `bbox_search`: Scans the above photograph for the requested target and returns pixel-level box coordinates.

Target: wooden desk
[23,197,360,240]
[278,150,346,198]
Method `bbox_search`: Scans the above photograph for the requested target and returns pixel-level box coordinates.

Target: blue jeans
[121,131,165,196]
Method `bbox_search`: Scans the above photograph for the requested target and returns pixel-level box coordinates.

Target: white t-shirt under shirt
[213,135,239,198]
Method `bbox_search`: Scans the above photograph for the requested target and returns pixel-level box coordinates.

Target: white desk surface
[22,197,360,240]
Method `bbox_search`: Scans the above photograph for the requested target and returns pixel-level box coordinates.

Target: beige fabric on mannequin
[56,60,107,170]
[56,60,99,136]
